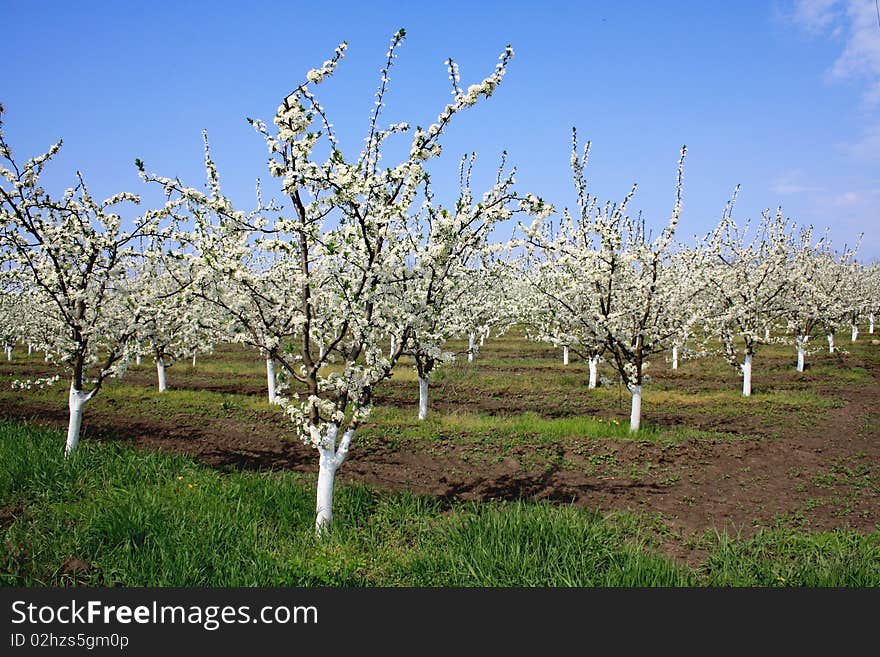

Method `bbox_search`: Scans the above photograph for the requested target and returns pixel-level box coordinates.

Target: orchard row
[2,32,876,530]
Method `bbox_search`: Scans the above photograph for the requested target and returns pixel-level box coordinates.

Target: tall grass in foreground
[1,420,877,587]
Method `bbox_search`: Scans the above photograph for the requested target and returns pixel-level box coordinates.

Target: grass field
[2,420,877,587]
[1,330,879,585]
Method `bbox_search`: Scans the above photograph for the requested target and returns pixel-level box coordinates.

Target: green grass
[401,503,693,586]
[2,420,877,587]
[0,379,276,419]
[91,385,272,417]
[359,408,744,447]
[696,529,880,587]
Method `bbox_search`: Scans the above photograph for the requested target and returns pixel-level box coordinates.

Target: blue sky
[4,0,879,259]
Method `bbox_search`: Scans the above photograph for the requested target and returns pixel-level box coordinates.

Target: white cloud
[829,2,880,76]
[790,0,844,31]
[808,186,880,257]
[770,169,820,194]
[840,122,880,159]
[790,0,880,107]
[770,172,880,258]
[785,2,880,259]
[829,190,863,205]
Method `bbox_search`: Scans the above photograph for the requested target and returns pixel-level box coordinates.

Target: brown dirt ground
[1,349,878,567]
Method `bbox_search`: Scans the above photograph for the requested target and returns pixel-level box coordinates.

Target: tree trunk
[796,335,806,372]
[628,385,642,433]
[192,350,197,368]
[27,343,33,355]
[851,324,858,342]
[390,335,396,355]
[5,344,12,361]
[65,386,88,457]
[418,376,429,421]
[313,423,354,533]
[316,447,337,532]
[827,334,834,353]
[765,327,771,341]
[869,314,875,334]
[156,357,167,392]
[266,356,277,404]
[563,345,569,365]
[672,345,678,370]
[135,344,142,366]
[742,353,752,397]
[468,332,475,362]
[588,356,598,389]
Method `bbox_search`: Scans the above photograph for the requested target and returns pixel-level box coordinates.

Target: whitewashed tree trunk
[796,335,806,372]
[418,376,429,420]
[827,334,835,353]
[192,350,197,368]
[628,385,642,433]
[5,344,11,361]
[135,344,142,366]
[313,423,354,533]
[468,332,475,362]
[741,353,752,397]
[44,352,50,362]
[765,327,771,341]
[588,356,598,389]
[671,345,679,370]
[266,357,277,404]
[869,314,875,334]
[319,344,325,360]
[65,386,89,457]
[315,449,336,531]
[389,335,396,355]
[156,357,167,392]
[563,345,569,365]
[851,324,858,342]
[27,343,33,355]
